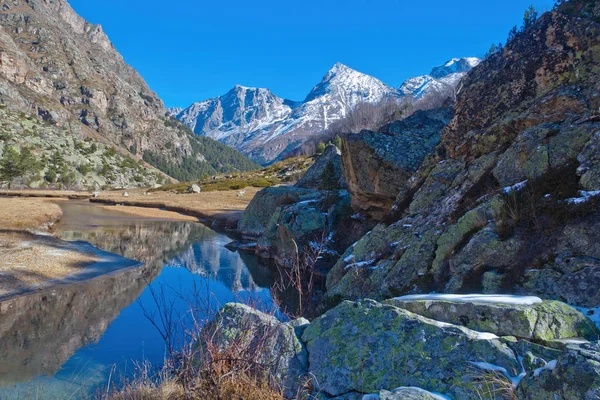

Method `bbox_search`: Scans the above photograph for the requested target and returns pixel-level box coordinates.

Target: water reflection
[0,202,275,399]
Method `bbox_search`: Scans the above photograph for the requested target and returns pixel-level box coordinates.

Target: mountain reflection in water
[0,202,276,399]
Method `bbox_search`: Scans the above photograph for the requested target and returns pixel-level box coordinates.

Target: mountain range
[172,58,481,165]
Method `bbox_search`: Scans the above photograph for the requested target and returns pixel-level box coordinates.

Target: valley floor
[0,187,259,299]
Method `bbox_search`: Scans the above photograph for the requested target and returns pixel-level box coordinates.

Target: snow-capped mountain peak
[430,57,481,79]
[305,62,396,104]
[175,57,480,164]
[399,57,481,99]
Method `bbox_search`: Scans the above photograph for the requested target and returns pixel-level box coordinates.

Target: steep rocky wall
[324,1,600,310]
[341,107,452,220]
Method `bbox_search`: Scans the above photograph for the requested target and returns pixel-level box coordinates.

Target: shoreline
[0,188,259,300]
[89,197,242,229]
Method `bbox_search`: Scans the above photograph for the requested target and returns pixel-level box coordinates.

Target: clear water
[0,202,276,399]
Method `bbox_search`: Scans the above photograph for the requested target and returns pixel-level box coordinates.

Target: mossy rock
[302,299,520,399]
[385,296,600,341]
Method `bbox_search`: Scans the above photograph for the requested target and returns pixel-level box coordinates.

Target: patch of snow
[566,190,600,205]
[344,259,376,271]
[469,358,526,387]
[403,224,413,228]
[503,180,528,194]
[296,199,318,206]
[533,360,558,377]
[390,387,452,400]
[422,317,499,340]
[344,254,356,263]
[393,293,543,306]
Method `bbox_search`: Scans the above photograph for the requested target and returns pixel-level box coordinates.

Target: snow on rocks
[566,190,600,204]
[503,180,528,194]
[392,293,543,306]
[385,295,600,341]
[533,359,558,377]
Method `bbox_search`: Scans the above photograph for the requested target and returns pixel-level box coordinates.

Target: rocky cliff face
[0,0,256,186]
[176,59,480,165]
[341,107,453,220]
[325,1,600,312]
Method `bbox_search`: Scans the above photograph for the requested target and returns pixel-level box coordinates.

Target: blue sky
[69,0,555,108]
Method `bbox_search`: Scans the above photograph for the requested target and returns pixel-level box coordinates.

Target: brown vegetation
[0,197,63,231]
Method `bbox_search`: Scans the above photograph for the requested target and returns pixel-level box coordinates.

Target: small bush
[104,147,117,158]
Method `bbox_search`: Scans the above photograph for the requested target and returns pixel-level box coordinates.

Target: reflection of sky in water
[0,203,276,399]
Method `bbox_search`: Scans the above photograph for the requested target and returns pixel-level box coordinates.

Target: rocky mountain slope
[324,0,600,314]
[0,0,257,187]
[175,58,480,165]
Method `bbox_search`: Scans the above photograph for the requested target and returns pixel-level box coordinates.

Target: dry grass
[106,373,282,400]
[0,231,99,297]
[103,300,288,400]
[0,197,63,231]
[92,187,263,227]
[0,185,264,226]
[98,205,201,222]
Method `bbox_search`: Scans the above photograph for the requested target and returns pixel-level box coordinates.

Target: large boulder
[385,294,600,341]
[186,183,201,193]
[237,186,318,238]
[296,144,344,190]
[341,107,452,220]
[302,299,522,399]
[518,341,600,400]
[200,303,308,398]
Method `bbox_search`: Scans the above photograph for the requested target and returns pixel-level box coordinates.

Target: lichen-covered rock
[302,299,521,399]
[385,295,600,341]
[378,387,448,400]
[296,145,344,190]
[237,186,318,238]
[518,341,600,400]
[200,303,308,398]
[341,107,452,220]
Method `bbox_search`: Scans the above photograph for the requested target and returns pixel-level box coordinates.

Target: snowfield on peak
[174,58,481,164]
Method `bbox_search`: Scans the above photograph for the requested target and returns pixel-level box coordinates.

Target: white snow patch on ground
[344,259,375,271]
[503,180,528,194]
[469,360,526,387]
[423,317,499,340]
[573,306,600,329]
[393,293,543,306]
[534,360,558,377]
[567,190,600,204]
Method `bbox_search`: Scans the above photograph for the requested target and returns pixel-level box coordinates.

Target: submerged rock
[386,294,600,341]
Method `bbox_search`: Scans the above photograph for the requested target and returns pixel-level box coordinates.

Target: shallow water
[0,201,276,399]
